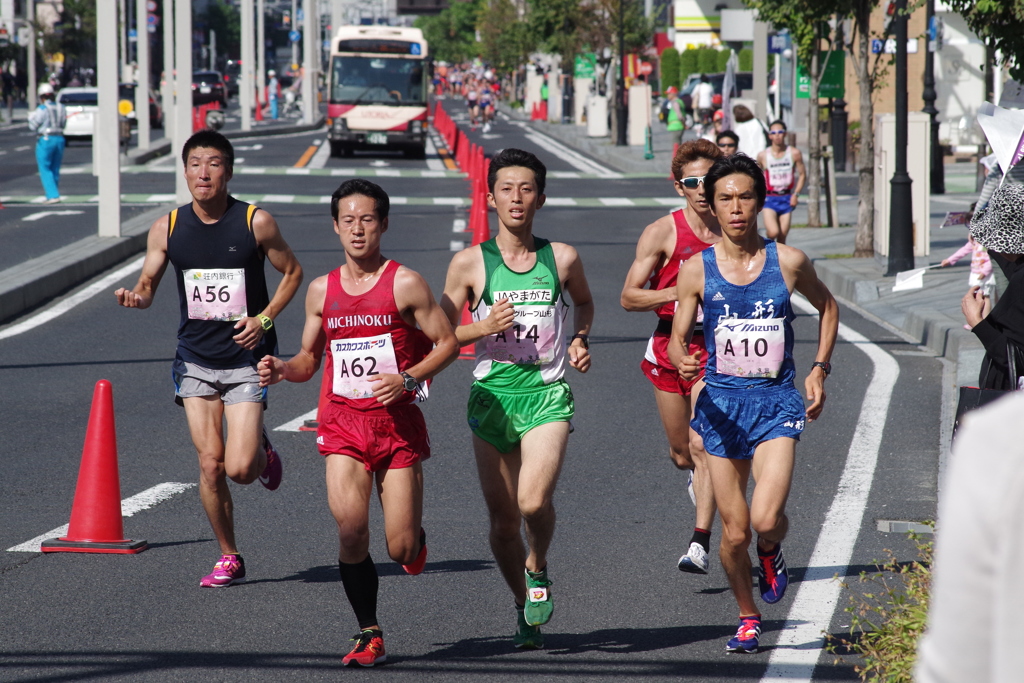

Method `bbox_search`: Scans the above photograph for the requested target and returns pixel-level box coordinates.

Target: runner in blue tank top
[669,154,838,654]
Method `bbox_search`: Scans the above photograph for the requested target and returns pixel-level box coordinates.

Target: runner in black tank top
[114,130,303,588]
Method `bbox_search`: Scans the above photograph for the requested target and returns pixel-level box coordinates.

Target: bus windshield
[330,56,424,105]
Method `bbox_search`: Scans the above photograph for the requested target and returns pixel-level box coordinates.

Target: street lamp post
[886,0,915,275]
[616,0,627,146]
[922,0,944,194]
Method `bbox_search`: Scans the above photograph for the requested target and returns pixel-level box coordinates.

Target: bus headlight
[334,117,348,132]
[409,120,423,134]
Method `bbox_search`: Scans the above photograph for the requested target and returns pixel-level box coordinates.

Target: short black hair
[331,178,390,222]
[769,120,787,131]
[705,153,767,210]
[182,130,234,171]
[716,130,739,146]
[487,147,547,195]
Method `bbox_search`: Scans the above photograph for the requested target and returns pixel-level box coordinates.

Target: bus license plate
[367,133,387,145]
[200,86,212,94]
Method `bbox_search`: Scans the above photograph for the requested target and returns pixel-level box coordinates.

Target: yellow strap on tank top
[167,208,179,238]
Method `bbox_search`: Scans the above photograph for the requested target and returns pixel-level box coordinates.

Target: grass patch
[823,253,855,259]
[828,533,932,682]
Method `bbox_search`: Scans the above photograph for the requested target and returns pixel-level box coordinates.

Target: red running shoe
[402,528,427,575]
[343,629,386,667]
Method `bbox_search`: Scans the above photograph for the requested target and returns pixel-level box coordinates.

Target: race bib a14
[714,318,785,378]
[183,268,247,321]
[331,333,399,399]
[487,290,558,365]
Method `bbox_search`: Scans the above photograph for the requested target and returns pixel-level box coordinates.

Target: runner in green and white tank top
[471,237,570,390]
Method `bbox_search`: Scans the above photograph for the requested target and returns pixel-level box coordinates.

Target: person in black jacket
[961,182,1024,390]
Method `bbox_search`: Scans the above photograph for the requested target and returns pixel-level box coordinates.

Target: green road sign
[796,50,845,99]
[575,53,597,79]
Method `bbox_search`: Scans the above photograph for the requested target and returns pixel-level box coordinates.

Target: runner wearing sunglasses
[620,139,724,576]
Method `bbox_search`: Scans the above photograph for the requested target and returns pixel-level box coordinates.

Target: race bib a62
[331,333,399,399]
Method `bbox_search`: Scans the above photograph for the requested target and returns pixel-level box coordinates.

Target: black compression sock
[339,555,379,630]
[690,528,711,552]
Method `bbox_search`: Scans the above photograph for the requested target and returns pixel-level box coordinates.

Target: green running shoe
[513,605,544,650]
[524,568,553,626]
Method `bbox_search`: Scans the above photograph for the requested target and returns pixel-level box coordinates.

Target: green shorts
[467,380,575,453]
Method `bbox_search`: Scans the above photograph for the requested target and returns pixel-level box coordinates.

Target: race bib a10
[714,318,785,378]
[331,333,399,399]
[183,268,247,321]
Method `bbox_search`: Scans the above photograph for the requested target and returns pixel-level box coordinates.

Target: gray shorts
[172,359,267,407]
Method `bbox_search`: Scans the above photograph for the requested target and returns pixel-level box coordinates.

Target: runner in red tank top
[258,179,458,667]
[620,138,724,576]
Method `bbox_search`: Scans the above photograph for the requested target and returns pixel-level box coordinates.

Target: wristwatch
[257,314,274,332]
[400,372,419,392]
[571,333,589,349]
[812,361,832,376]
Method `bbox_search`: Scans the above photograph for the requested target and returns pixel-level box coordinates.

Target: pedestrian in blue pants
[267,70,279,120]
[28,83,67,203]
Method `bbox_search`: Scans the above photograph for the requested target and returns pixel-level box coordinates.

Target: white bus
[326,25,429,158]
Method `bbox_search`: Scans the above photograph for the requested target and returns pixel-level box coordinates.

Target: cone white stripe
[6,482,196,552]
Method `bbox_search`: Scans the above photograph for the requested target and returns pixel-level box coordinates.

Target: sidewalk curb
[0,204,170,324]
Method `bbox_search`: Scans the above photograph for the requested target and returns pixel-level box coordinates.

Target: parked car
[222,60,241,97]
[118,83,164,129]
[192,71,228,107]
[679,72,754,114]
[56,86,98,140]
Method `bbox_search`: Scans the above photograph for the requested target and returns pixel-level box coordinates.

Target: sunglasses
[679,175,706,189]
[768,130,786,135]
[717,142,737,149]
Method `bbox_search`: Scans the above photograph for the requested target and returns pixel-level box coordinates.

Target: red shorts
[641,331,708,396]
[316,401,430,472]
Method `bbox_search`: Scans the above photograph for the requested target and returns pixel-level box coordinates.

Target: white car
[56,86,98,140]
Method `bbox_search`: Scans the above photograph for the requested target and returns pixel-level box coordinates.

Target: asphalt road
[0,106,942,681]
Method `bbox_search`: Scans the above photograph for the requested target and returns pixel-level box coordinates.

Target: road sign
[289,30,301,43]
[574,53,597,79]
[639,61,653,76]
[769,32,791,54]
[118,99,134,116]
[872,38,919,54]
[147,1,157,11]
[796,50,845,99]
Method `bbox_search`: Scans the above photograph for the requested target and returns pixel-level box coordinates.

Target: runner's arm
[234,210,304,350]
[257,275,327,387]
[440,246,514,345]
[370,268,459,405]
[791,148,806,205]
[788,247,838,421]
[669,257,704,378]
[620,216,677,312]
[114,215,170,309]
[558,244,594,373]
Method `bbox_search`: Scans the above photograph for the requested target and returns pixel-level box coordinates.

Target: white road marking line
[261,194,295,203]
[375,169,401,177]
[599,198,634,206]
[759,294,899,682]
[425,136,444,171]
[61,167,89,174]
[421,170,446,178]
[331,168,358,175]
[274,409,317,432]
[235,157,245,164]
[0,256,145,341]
[146,194,177,202]
[15,145,30,151]
[450,240,464,251]
[452,218,467,232]
[319,195,333,203]
[285,168,311,175]
[308,138,332,169]
[7,482,196,552]
[23,210,84,222]
[239,167,267,174]
[521,129,621,178]
[544,197,577,206]
[391,197,408,204]
[433,197,464,205]
[234,143,264,151]
[655,197,684,206]
[551,171,580,178]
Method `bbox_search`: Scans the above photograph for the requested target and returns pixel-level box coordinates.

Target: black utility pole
[616,0,628,146]
[887,0,915,275]
[921,0,944,194]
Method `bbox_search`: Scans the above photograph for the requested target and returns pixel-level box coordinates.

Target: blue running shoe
[757,542,789,604]
[725,616,761,653]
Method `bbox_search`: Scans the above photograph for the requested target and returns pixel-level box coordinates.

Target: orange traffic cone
[41,380,147,554]
[254,88,264,122]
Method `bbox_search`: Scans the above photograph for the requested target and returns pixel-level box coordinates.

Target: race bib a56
[183,268,247,321]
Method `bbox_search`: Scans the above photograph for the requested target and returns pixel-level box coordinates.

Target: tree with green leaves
[744,0,842,228]
[477,0,532,73]
[415,0,483,65]
[944,0,1024,81]
[204,0,240,63]
[661,47,680,91]
[37,0,96,79]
